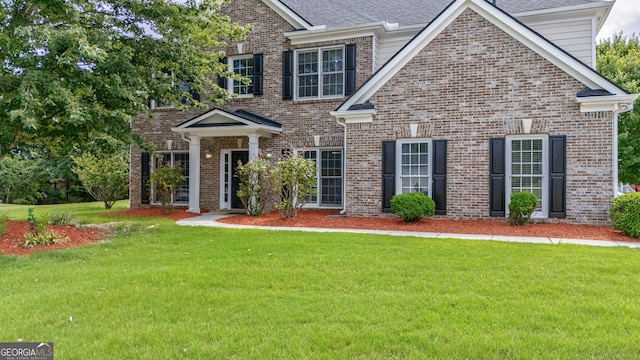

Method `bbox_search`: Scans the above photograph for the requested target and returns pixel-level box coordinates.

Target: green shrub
[390,192,436,222]
[148,160,185,213]
[50,211,75,226]
[508,192,538,226]
[235,155,276,216]
[274,153,317,219]
[610,192,640,238]
[23,230,68,247]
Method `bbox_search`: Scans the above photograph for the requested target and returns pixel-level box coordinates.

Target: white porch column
[187,135,201,213]
[248,134,261,160]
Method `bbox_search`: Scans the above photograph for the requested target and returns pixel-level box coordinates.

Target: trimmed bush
[390,192,436,222]
[508,192,538,226]
[610,192,640,238]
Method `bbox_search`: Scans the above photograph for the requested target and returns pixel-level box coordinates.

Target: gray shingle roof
[280,0,610,27]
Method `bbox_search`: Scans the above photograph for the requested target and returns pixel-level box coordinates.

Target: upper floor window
[150,71,198,109]
[230,55,254,97]
[296,47,344,99]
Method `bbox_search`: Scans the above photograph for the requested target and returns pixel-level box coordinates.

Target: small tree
[235,155,275,216]
[274,153,316,219]
[508,192,538,226]
[72,152,129,209]
[148,160,185,213]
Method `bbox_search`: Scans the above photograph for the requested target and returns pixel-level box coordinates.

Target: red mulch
[2,207,635,256]
[0,221,106,256]
[217,210,638,243]
[0,207,206,256]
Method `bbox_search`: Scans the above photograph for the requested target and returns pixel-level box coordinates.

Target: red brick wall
[346,9,613,224]
[130,0,373,212]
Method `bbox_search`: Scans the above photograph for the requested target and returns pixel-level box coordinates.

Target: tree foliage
[0,153,49,204]
[597,33,640,184]
[0,0,249,155]
[72,151,129,209]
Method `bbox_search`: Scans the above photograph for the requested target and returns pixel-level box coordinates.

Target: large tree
[597,33,640,184]
[0,0,249,155]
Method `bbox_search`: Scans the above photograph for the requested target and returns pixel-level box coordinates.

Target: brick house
[130,0,638,225]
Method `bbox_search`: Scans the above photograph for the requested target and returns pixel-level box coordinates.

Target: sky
[597,0,640,41]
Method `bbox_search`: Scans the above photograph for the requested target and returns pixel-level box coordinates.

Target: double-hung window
[506,136,548,217]
[298,148,343,207]
[230,55,254,97]
[296,47,344,99]
[396,140,432,196]
[153,152,190,204]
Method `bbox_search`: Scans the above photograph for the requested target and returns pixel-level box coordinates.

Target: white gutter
[336,118,347,215]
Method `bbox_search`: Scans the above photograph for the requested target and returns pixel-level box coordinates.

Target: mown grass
[1,202,639,358]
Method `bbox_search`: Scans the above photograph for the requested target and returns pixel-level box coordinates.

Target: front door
[231,151,249,209]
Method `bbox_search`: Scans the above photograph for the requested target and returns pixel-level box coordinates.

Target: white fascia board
[576,94,639,112]
[338,0,625,111]
[171,125,282,137]
[285,21,398,45]
[261,0,312,29]
[330,109,377,124]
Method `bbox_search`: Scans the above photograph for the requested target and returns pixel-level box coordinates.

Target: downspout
[612,103,632,197]
[336,118,347,215]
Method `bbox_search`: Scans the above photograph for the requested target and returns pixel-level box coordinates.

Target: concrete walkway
[176,213,640,249]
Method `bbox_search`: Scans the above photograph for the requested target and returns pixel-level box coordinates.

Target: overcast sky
[597,0,640,41]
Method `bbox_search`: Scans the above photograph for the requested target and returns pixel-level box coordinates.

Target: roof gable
[336,0,631,113]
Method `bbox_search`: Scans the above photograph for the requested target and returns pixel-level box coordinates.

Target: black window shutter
[382,141,396,212]
[253,53,263,96]
[345,44,356,96]
[190,87,200,102]
[432,140,447,215]
[141,152,151,204]
[549,135,567,218]
[217,57,227,90]
[489,138,506,217]
[282,51,293,100]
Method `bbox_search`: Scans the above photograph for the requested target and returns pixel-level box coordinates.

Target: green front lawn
[1,202,639,358]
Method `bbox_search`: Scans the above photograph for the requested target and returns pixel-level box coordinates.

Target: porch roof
[171,108,282,138]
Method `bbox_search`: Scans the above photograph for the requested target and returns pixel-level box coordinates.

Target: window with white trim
[152,152,189,204]
[396,139,432,196]
[506,136,548,217]
[298,148,343,207]
[229,55,254,97]
[296,47,344,99]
